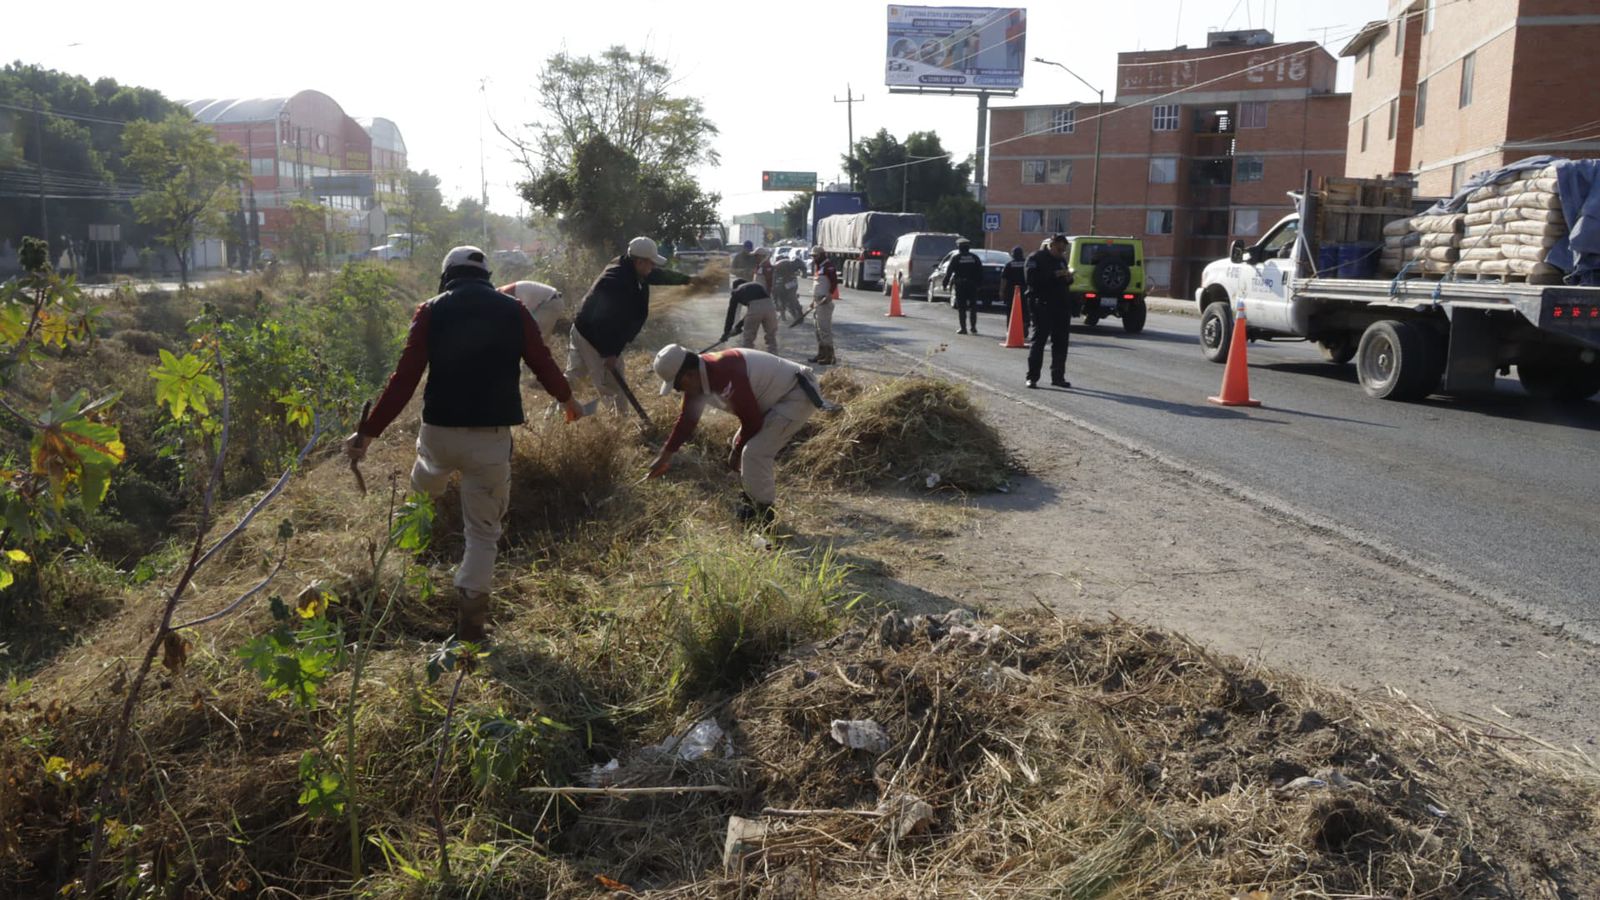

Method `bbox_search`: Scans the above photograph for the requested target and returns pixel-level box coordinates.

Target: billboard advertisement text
[885,6,1026,90]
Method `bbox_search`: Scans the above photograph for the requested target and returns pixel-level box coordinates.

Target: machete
[604,359,652,426]
[349,400,372,494]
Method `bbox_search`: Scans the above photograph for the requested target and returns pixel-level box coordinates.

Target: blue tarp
[1424,155,1600,286]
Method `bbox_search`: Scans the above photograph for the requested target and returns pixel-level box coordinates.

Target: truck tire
[1317,336,1357,365]
[1120,298,1148,334]
[1356,320,1439,401]
[1518,361,1600,402]
[1199,301,1232,363]
[1094,261,1132,295]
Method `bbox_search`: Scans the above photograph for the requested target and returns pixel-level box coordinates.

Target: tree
[844,130,983,237]
[514,46,721,255]
[284,200,327,276]
[783,192,814,239]
[124,113,245,286]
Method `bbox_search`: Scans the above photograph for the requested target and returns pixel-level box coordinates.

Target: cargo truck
[807,191,866,245]
[815,211,927,291]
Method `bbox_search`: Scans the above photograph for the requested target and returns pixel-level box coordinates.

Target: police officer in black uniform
[1001,245,1029,339]
[1025,233,1075,389]
[943,239,986,335]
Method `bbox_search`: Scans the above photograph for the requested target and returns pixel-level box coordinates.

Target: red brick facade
[1344,0,1600,196]
[986,36,1349,299]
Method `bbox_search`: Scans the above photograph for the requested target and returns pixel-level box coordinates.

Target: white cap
[653,343,707,395]
[627,236,668,266]
[441,245,489,273]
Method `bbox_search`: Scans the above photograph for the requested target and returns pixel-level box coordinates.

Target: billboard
[886,6,1026,91]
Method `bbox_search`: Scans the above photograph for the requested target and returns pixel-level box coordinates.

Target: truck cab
[1196,214,1306,341]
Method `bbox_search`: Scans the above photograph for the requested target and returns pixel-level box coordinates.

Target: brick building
[1342,0,1600,196]
[985,30,1349,298]
[183,91,407,256]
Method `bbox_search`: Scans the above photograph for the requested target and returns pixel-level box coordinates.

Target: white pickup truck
[1195,213,1600,402]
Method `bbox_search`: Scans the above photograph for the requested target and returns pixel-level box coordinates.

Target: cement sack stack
[1379,214,1462,276]
[1455,165,1566,283]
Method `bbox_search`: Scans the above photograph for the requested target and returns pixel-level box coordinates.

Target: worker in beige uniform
[809,246,840,365]
[498,280,565,337]
[648,344,832,527]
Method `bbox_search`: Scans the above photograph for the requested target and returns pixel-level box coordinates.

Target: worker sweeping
[648,344,832,528]
[723,278,780,353]
[345,246,583,642]
[568,236,690,412]
[729,240,760,288]
[498,280,565,337]
[943,239,986,335]
[772,251,806,324]
[809,246,840,365]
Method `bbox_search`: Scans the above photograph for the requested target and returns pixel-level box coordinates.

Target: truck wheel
[1317,337,1357,365]
[1199,301,1232,363]
[882,277,891,297]
[1356,320,1437,401]
[1120,298,1148,334]
[1518,361,1600,402]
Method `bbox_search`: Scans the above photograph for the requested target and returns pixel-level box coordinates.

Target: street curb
[1146,296,1196,318]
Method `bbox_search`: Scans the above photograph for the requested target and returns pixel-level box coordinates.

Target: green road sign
[762,171,817,191]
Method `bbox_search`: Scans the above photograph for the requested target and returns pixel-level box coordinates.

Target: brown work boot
[456,589,491,644]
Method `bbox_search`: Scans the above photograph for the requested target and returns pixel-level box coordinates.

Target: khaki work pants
[813,298,834,346]
[566,329,625,413]
[411,424,512,596]
[737,386,816,505]
[740,297,780,354]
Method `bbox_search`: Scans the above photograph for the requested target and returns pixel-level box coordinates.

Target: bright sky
[7,0,1384,222]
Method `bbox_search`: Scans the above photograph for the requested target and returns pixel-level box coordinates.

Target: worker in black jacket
[1025,234,1076,389]
[569,236,691,412]
[723,278,780,353]
[942,239,986,335]
[1000,246,1029,339]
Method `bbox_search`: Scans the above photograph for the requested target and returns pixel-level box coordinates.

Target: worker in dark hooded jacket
[1001,246,1029,339]
[568,236,692,412]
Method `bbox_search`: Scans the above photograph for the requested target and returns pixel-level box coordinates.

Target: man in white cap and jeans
[647,343,832,526]
[569,236,691,412]
[344,246,583,641]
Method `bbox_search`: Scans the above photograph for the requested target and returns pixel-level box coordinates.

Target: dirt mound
[564,612,1600,897]
[794,375,1014,492]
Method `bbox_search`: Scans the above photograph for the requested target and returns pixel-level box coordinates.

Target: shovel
[604,359,652,426]
[349,400,371,495]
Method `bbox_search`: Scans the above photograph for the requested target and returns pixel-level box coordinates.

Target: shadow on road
[1259,361,1361,384]
[1065,386,1289,423]
[1427,392,1600,430]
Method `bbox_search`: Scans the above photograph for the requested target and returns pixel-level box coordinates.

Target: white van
[883,232,962,298]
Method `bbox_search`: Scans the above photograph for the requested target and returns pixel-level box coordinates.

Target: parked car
[1064,236,1148,334]
[927,248,1010,307]
[882,232,962,299]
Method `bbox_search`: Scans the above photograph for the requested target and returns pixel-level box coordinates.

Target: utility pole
[33,100,49,251]
[974,91,991,208]
[1033,57,1105,235]
[834,84,865,190]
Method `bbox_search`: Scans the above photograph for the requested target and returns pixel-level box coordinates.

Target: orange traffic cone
[1000,287,1027,348]
[1208,305,1261,407]
[886,279,906,317]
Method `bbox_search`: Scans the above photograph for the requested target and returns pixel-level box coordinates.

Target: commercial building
[183,91,408,257]
[1342,0,1600,196]
[985,30,1350,298]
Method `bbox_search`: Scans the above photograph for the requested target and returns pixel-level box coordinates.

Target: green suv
[1066,236,1147,334]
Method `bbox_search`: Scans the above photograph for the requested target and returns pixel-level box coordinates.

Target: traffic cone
[886,279,906,318]
[1208,306,1261,407]
[1000,287,1027,348]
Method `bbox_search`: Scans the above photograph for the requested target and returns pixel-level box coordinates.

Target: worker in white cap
[498,279,565,338]
[568,236,691,412]
[647,343,832,527]
[345,246,582,641]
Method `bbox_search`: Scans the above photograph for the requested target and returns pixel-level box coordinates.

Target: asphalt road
[807,286,1600,640]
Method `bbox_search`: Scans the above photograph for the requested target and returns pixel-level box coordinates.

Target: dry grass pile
[794,374,1014,492]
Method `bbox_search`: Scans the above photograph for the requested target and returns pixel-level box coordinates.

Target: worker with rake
[345,246,582,642]
[723,278,781,354]
[647,343,835,528]
[567,236,691,413]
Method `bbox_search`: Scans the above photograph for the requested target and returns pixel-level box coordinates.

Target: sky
[6,0,1386,222]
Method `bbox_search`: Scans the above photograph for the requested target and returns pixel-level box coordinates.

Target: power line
[0,100,136,127]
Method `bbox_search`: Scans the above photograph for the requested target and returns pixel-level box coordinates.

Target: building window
[1236,156,1265,182]
[1365,47,1374,79]
[1149,156,1178,184]
[1388,99,1399,139]
[1146,210,1175,235]
[1394,14,1405,56]
[1020,209,1046,232]
[1415,78,1428,128]
[1022,159,1072,184]
[1460,51,1475,108]
[1234,209,1261,237]
[1239,101,1268,129]
[1024,107,1074,136]
[1451,162,1468,193]
[1193,211,1229,237]
[1152,104,1180,132]
[1360,116,1370,153]
[250,157,274,177]
[1144,259,1172,291]
[1424,0,1436,33]
[1046,208,1070,233]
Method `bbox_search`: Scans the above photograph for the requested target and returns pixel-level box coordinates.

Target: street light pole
[1033,57,1104,235]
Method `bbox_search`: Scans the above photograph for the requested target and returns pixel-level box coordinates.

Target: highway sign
[762,171,817,191]
[983,212,1002,232]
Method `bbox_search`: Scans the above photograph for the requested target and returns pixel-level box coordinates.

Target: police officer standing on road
[1025,234,1075,390]
[1001,246,1029,339]
[943,239,986,335]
